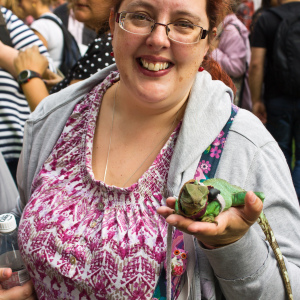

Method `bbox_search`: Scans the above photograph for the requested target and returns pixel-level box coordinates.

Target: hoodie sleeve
[202,110,300,299]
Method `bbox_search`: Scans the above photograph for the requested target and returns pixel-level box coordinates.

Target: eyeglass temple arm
[115,13,121,23]
[201,29,208,39]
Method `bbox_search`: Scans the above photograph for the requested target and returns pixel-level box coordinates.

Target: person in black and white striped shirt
[0,6,55,183]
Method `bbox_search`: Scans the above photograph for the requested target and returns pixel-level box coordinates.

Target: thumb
[243,191,263,224]
[0,268,12,281]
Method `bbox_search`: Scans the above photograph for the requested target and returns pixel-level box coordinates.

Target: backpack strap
[0,10,13,48]
[153,104,239,300]
[38,15,66,51]
[38,14,63,27]
[38,15,81,76]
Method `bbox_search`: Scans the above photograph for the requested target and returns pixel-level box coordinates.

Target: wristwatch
[17,70,41,85]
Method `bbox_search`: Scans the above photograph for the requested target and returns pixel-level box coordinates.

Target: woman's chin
[73,10,90,23]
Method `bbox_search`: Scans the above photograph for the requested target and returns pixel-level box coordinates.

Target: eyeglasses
[116,11,208,44]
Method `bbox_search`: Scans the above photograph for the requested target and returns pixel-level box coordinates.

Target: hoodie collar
[167,71,233,196]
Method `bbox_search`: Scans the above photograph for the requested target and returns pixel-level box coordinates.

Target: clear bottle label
[0,250,30,289]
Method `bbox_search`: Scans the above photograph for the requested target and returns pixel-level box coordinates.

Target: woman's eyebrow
[123,2,202,23]
[175,11,201,23]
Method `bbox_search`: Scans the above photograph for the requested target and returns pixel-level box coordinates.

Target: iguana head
[178,180,209,218]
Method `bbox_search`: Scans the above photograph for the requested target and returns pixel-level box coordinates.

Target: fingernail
[249,192,256,204]
[3,269,7,277]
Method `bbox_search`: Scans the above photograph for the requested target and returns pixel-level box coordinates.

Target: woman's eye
[173,22,194,30]
[131,13,149,21]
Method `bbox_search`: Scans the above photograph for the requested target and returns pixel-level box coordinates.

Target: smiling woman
[10,0,300,299]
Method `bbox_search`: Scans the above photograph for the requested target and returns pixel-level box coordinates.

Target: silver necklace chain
[103,82,118,184]
[103,82,180,187]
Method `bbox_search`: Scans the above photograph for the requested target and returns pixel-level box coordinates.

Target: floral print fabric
[18,72,181,299]
[195,104,239,182]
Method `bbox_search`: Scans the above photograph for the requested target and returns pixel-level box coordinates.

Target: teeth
[141,59,169,71]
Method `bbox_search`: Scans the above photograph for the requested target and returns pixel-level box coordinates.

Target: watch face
[19,70,30,81]
[18,70,40,85]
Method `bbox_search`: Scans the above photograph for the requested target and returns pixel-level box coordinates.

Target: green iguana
[174,178,293,300]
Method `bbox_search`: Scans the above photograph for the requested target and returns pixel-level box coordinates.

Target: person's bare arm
[0,41,19,78]
[14,46,49,111]
[70,79,82,85]
[248,47,267,124]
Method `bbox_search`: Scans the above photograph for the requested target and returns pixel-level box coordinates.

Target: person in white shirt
[18,0,64,69]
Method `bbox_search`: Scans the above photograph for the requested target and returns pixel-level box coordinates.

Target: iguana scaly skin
[175,178,293,300]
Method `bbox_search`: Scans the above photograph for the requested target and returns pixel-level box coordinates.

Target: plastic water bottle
[0,213,30,289]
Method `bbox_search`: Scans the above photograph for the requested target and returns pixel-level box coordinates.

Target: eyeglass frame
[115,11,209,44]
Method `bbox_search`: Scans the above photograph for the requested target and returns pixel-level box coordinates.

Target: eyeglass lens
[119,12,204,44]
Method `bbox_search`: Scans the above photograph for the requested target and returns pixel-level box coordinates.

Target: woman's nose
[146,23,171,50]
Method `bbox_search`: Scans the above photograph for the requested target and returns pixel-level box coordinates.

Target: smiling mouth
[139,58,171,72]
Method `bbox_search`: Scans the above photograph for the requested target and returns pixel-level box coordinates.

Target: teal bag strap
[196,104,239,182]
[153,104,239,300]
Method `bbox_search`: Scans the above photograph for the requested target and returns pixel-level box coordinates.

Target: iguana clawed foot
[201,215,218,224]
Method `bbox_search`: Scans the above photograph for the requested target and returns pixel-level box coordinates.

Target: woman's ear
[109,8,115,34]
[212,27,217,38]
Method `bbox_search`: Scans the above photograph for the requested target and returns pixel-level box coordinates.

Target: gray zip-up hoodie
[14,65,300,299]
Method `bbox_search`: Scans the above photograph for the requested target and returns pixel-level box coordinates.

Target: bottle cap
[0,214,17,233]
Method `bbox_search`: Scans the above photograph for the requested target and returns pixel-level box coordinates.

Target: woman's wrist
[199,238,241,250]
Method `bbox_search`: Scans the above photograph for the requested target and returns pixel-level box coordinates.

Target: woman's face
[110,0,210,110]
[18,0,35,16]
[73,0,111,31]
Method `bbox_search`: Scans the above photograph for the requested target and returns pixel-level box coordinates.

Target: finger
[25,289,38,300]
[165,213,194,229]
[243,191,263,223]
[0,280,35,300]
[156,205,175,218]
[0,268,12,281]
[156,197,177,217]
[44,79,61,85]
[165,197,176,209]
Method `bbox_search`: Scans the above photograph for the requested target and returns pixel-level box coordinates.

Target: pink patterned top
[18,72,181,299]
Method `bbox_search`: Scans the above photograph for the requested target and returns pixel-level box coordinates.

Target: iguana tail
[257,211,293,300]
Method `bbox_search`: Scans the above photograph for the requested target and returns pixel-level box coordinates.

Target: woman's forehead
[119,0,207,14]
[118,0,208,23]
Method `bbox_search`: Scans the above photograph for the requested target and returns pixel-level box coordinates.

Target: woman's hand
[14,45,48,76]
[0,268,37,300]
[157,191,263,248]
[42,69,63,90]
[252,102,267,124]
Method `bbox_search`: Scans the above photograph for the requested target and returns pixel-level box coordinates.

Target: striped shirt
[0,7,53,161]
